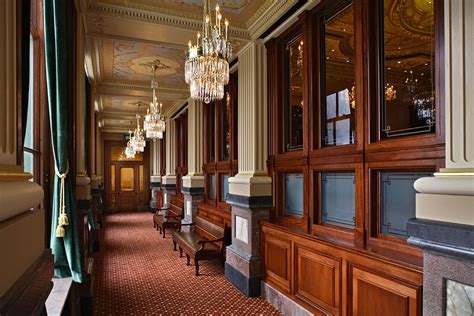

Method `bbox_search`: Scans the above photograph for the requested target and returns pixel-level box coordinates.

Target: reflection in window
[207,103,215,162]
[380,172,432,238]
[285,37,304,151]
[284,173,304,217]
[209,174,216,200]
[321,172,355,228]
[222,93,230,161]
[221,174,230,201]
[23,152,34,178]
[322,3,355,146]
[382,0,435,137]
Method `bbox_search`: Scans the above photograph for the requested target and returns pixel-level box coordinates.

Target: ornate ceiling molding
[87,3,251,40]
[247,0,298,38]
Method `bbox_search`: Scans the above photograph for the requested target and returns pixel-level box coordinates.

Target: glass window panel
[24,35,34,149]
[380,172,432,238]
[381,0,435,137]
[322,3,356,147]
[209,174,216,200]
[222,94,230,161]
[23,151,34,178]
[221,174,230,201]
[284,173,304,217]
[207,103,215,162]
[326,93,337,119]
[120,167,134,192]
[285,36,304,151]
[335,119,351,145]
[111,165,115,192]
[321,172,355,228]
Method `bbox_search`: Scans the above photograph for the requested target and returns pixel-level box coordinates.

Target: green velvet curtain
[44,0,84,283]
[21,0,30,140]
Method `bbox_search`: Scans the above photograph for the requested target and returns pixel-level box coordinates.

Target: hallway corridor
[93,212,280,315]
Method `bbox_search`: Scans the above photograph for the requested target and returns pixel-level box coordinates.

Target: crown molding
[248,0,299,39]
[87,3,251,40]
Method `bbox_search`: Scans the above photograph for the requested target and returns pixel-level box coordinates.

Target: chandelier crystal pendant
[131,106,146,152]
[185,0,232,103]
[144,65,166,140]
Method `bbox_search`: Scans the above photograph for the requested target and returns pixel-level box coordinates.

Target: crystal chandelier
[131,106,146,152]
[185,0,232,103]
[124,122,136,158]
[144,65,166,140]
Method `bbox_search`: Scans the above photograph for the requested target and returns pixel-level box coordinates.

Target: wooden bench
[153,200,184,238]
[172,216,231,276]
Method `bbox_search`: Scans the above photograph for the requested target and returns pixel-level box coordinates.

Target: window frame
[201,71,238,213]
[266,0,445,259]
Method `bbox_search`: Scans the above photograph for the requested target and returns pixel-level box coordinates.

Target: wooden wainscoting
[261,222,423,316]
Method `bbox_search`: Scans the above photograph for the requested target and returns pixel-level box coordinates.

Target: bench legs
[173,241,177,251]
[179,247,183,257]
[186,254,190,266]
[195,259,199,276]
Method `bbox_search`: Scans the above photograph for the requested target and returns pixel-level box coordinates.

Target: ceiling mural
[81,0,296,132]
[113,41,185,85]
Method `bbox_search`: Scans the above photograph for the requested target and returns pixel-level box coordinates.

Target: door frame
[104,140,150,212]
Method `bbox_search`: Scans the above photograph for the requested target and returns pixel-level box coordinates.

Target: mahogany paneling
[351,267,420,316]
[196,203,231,228]
[263,232,291,293]
[266,0,445,264]
[175,110,188,201]
[261,222,423,315]
[295,246,341,314]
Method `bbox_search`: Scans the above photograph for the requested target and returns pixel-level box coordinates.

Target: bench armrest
[175,222,196,232]
[165,214,182,219]
[198,237,225,251]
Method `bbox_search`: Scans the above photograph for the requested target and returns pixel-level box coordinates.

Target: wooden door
[105,141,150,212]
[117,164,137,211]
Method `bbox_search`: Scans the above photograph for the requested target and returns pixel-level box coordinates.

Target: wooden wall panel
[261,223,423,315]
[263,233,291,293]
[295,246,340,314]
[351,267,419,316]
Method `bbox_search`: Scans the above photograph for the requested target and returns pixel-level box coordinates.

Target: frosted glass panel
[321,172,356,228]
[284,173,303,217]
[120,167,134,192]
[380,172,432,238]
[23,152,34,177]
[221,174,230,201]
[209,174,216,200]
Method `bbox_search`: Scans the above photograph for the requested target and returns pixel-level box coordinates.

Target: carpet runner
[93,212,281,315]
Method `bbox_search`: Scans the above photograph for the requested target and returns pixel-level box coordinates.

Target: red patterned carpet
[93,212,281,315]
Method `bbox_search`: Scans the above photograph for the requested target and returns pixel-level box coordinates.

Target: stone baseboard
[261,281,314,316]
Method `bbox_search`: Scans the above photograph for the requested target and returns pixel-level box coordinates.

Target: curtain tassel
[55,165,69,238]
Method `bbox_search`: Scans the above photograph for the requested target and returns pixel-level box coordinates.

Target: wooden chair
[172,216,231,276]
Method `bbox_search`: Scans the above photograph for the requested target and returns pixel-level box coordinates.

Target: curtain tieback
[55,164,70,238]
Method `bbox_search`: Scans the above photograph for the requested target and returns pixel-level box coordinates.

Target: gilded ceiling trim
[87,3,250,39]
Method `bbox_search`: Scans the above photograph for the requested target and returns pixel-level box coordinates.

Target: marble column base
[225,245,263,297]
[182,189,204,224]
[407,218,474,315]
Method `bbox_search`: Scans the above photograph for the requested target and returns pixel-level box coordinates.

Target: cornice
[98,80,188,93]
[87,3,251,40]
[248,0,299,39]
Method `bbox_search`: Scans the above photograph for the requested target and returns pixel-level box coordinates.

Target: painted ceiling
[81,0,295,132]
